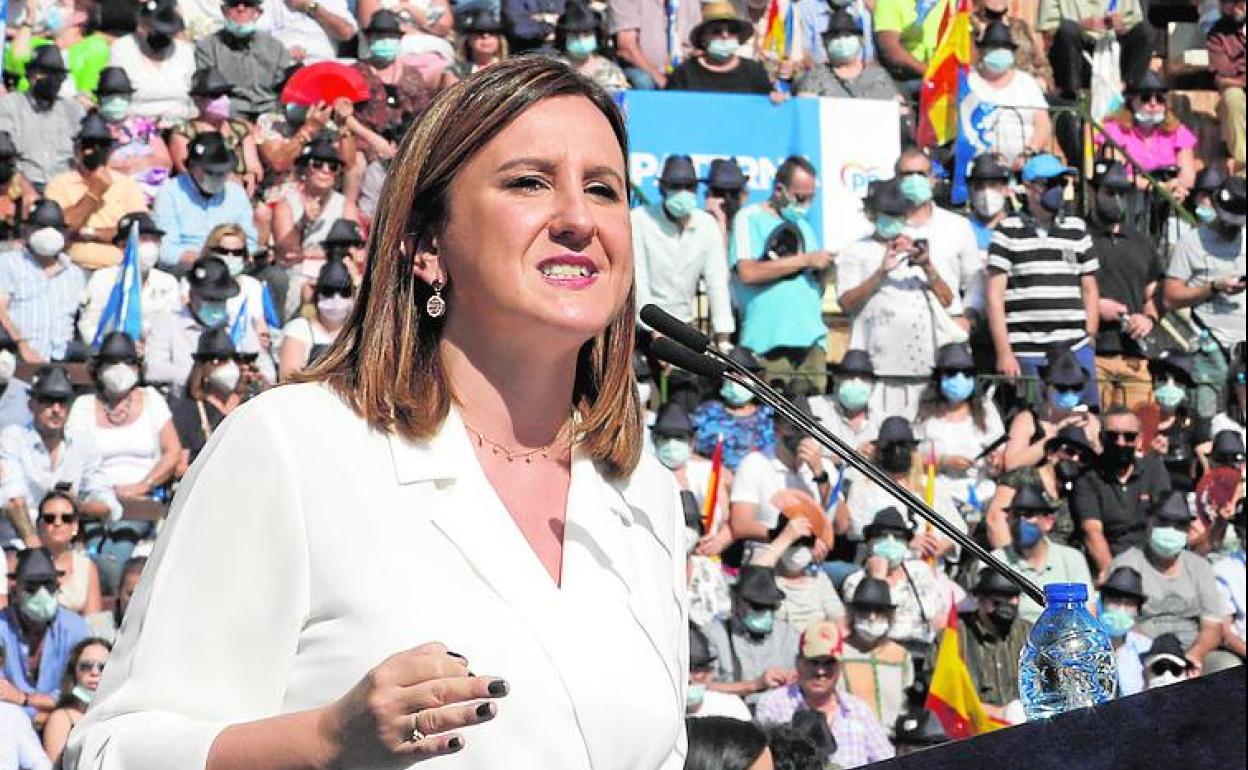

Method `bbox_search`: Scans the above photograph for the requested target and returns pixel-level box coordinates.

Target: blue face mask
[196,300,230,329]
[1014,517,1044,548]
[706,38,740,60]
[370,37,401,62]
[742,608,775,635]
[655,438,691,470]
[900,174,933,204]
[940,373,975,403]
[42,4,66,33]
[566,33,598,58]
[1195,205,1217,224]
[1040,183,1066,214]
[825,35,861,63]
[1149,525,1187,558]
[1154,382,1186,409]
[781,202,810,223]
[981,48,1015,74]
[1100,607,1136,638]
[1052,388,1082,412]
[663,190,697,219]
[876,214,905,240]
[870,536,909,567]
[99,95,130,123]
[720,380,753,406]
[72,685,95,705]
[224,19,257,38]
[837,378,872,411]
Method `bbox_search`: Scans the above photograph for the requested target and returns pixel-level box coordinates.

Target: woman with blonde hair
[68,57,687,770]
[197,223,275,382]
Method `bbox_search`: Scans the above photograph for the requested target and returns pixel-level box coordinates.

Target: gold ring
[410,712,424,743]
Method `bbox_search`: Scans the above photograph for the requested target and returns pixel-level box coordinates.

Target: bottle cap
[1044,582,1087,603]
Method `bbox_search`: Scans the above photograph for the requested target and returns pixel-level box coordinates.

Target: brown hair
[297,57,641,478]
[1109,95,1183,136]
[55,637,113,710]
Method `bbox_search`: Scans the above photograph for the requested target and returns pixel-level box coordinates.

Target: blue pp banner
[621,91,902,250]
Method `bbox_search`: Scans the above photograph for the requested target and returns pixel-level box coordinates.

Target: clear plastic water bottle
[1018,583,1117,720]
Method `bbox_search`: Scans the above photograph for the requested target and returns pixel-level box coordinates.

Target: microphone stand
[643,305,1046,608]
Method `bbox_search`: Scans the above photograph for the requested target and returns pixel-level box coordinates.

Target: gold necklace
[463,415,573,464]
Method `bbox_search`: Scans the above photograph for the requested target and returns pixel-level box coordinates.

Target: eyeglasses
[39,513,78,526]
[212,247,247,258]
[1137,93,1167,105]
[308,159,341,172]
[77,660,106,674]
[1102,430,1139,444]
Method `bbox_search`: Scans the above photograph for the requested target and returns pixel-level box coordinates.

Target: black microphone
[640,304,712,354]
[650,337,726,381]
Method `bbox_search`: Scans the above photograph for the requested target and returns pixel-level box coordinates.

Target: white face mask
[317,294,352,324]
[0,349,15,384]
[972,188,1006,218]
[206,360,241,394]
[99,363,138,398]
[854,616,890,642]
[1148,671,1184,689]
[29,227,65,258]
[780,545,813,572]
[138,241,161,272]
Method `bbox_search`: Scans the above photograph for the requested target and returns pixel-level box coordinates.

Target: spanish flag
[761,0,795,60]
[702,435,724,534]
[917,0,975,203]
[925,608,1010,739]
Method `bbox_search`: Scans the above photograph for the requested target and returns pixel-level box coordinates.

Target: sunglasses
[1053,384,1082,394]
[1149,660,1185,677]
[212,247,247,258]
[941,368,975,378]
[664,183,697,193]
[706,23,739,37]
[319,287,352,299]
[77,660,106,674]
[1102,430,1139,443]
[788,192,816,204]
[803,656,839,669]
[39,513,78,526]
[308,159,341,172]
[1137,93,1166,105]
[1014,510,1054,519]
[224,0,261,6]
[22,581,59,594]
[34,396,71,407]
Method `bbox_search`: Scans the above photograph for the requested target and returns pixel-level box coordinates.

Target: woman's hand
[317,643,508,768]
[940,454,976,473]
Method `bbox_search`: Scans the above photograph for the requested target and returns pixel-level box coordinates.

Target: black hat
[322,219,365,247]
[690,1,754,47]
[1213,176,1247,221]
[863,506,914,540]
[1091,160,1133,192]
[190,67,232,98]
[113,211,164,244]
[867,177,915,218]
[659,155,697,188]
[1101,566,1147,604]
[895,710,950,747]
[0,131,15,158]
[96,331,139,363]
[734,565,785,607]
[194,327,237,360]
[95,66,134,96]
[835,349,874,378]
[557,0,599,32]
[9,548,63,584]
[30,365,75,400]
[299,133,340,165]
[763,220,805,259]
[1148,349,1195,387]
[653,401,693,438]
[1005,483,1056,514]
[187,256,241,302]
[1194,165,1227,194]
[364,9,403,35]
[849,576,897,609]
[1127,70,1168,95]
[726,346,764,373]
[702,158,749,190]
[316,258,353,292]
[977,20,1016,49]
[138,0,184,35]
[1039,349,1088,388]
[1142,633,1190,670]
[77,112,113,144]
[689,624,716,668]
[29,199,65,230]
[1150,490,1192,523]
[186,132,235,173]
[1211,429,1246,463]
[968,152,1011,182]
[934,343,974,372]
[971,568,1021,597]
[877,415,917,446]
[28,45,68,73]
[1044,424,1095,459]
[456,9,504,33]
[825,10,860,36]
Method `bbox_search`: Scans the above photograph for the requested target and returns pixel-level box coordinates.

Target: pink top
[1098,119,1198,172]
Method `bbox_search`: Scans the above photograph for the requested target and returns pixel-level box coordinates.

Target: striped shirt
[0,249,87,361]
[988,214,1096,354]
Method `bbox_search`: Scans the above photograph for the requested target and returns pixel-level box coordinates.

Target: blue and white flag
[230,296,250,349]
[92,223,143,346]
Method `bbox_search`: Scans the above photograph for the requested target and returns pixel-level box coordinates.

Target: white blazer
[65,383,689,770]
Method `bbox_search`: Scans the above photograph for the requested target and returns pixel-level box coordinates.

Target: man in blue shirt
[152,133,258,274]
[729,156,831,395]
[0,200,87,364]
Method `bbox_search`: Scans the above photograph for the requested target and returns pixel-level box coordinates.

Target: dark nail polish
[446,650,469,662]
[488,679,509,696]
[476,702,494,718]
[448,736,464,751]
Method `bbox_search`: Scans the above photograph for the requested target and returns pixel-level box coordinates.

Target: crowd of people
[0,0,1241,765]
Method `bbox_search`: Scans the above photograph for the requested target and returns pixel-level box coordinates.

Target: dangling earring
[425,280,446,318]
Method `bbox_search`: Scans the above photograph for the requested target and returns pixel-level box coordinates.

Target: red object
[280,62,370,106]
[1196,466,1242,523]
[916,0,972,147]
[703,437,724,533]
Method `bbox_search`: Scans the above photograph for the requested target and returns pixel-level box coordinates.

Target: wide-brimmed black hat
[30,365,75,400]
[28,45,68,73]
[187,256,241,302]
[690,0,754,47]
[316,258,353,292]
[863,506,914,540]
[835,349,874,378]
[96,331,139,363]
[735,565,785,607]
[365,8,403,35]
[0,131,16,158]
[849,576,897,609]
[825,9,860,36]
[1194,165,1227,194]
[95,66,134,95]
[1101,566,1147,604]
[689,624,716,668]
[653,401,693,438]
[1091,160,1133,192]
[1127,70,1167,95]
[190,67,232,98]
[977,20,1016,49]
[971,568,1021,597]
[934,343,974,372]
[1039,349,1088,388]
[29,199,65,230]
[1150,490,1192,524]
[1142,633,1190,670]
[138,0,184,35]
[659,155,697,188]
[1148,349,1195,387]
[9,548,63,584]
[1044,424,1095,459]
[1005,483,1056,514]
[877,416,917,446]
[1211,429,1246,464]
[186,132,235,173]
[895,710,950,747]
[113,211,164,244]
[77,112,113,144]
[968,152,1011,181]
[557,0,599,32]
[456,9,504,33]
[322,218,365,247]
[763,221,805,259]
[726,346,764,373]
[194,327,237,360]
[702,157,749,190]
[1213,176,1247,223]
[299,133,340,165]
[866,177,915,218]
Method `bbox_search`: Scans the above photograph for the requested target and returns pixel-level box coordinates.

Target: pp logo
[960,92,997,156]
[839,163,885,198]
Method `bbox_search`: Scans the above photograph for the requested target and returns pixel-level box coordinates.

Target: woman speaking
[66,58,687,770]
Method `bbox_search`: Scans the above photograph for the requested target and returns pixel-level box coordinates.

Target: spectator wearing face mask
[1140,351,1209,494]
[970,0,1053,92]
[1211,500,1246,665]
[810,349,879,468]
[700,565,801,706]
[0,548,88,720]
[1164,176,1247,354]
[255,0,358,63]
[634,155,734,350]
[836,577,914,738]
[702,157,749,246]
[152,133,259,272]
[33,491,103,618]
[987,154,1099,396]
[109,0,196,124]
[93,67,173,207]
[42,636,111,765]
[608,0,701,90]
[1108,491,1238,674]
[686,624,751,720]
[279,258,353,380]
[0,340,31,431]
[652,402,726,541]
[0,131,37,244]
[1208,0,1246,173]
[751,512,844,634]
[1002,348,1101,471]
[0,45,86,189]
[45,112,148,271]
[170,68,264,197]
[692,347,777,472]
[557,1,628,90]
[731,156,832,396]
[0,199,85,364]
[78,212,182,344]
[988,422,1093,549]
[144,255,240,395]
[352,10,438,144]
[1098,72,1198,205]
[955,568,1030,722]
[194,0,293,120]
[1098,565,1153,696]
[667,2,773,95]
[170,328,245,468]
[795,11,899,100]
[1140,632,1199,689]
[966,152,1012,252]
[968,22,1051,172]
[199,224,273,367]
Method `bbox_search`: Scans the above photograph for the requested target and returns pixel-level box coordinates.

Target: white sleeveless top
[66,387,172,487]
[57,550,92,614]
